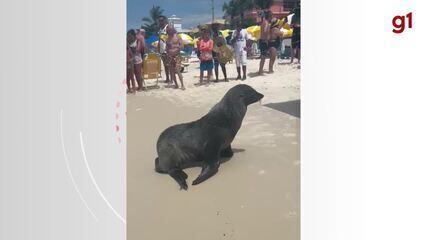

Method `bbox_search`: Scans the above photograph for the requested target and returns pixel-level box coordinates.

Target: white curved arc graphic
[79,132,126,224]
[60,110,99,221]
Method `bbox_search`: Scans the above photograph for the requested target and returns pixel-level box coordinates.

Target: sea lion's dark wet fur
[155,84,264,190]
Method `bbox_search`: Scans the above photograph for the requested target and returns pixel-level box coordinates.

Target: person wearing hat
[267,18,282,73]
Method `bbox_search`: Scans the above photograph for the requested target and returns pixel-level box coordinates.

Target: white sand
[127,58,300,240]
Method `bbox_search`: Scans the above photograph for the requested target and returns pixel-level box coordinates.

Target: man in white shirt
[231,22,250,80]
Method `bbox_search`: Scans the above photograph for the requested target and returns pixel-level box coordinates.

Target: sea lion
[154,84,264,190]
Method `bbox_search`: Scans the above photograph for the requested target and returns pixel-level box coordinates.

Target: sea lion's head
[226,84,264,106]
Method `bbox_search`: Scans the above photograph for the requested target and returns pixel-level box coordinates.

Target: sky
[127,0,228,30]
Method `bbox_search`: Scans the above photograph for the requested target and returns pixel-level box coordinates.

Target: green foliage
[242,18,257,28]
[141,5,164,35]
[222,0,274,24]
[254,0,273,10]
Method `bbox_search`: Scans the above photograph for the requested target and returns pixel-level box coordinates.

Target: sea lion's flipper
[168,169,188,190]
[192,162,219,185]
[179,170,188,180]
[220,145,234,158]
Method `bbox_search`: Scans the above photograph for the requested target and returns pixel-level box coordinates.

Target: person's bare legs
[290,46,294,64]
[134,63,144,91]
[131,65,137,92]
[177,71,185,90]
[162,55,170,83]
[207,69,212,83]
[236,66,241,80]
[169,62,178,88]
[259,55,266,74]
[214,61,219,82]
[127,65,136,93]
[269,48,277,73]
[200,70,204,84]
[220,63,228,81]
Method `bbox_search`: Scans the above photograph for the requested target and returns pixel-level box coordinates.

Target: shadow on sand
[143,85,161,90]
[264,100,300,118]
[247,72,264,78]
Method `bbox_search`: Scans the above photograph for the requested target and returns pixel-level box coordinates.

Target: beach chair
[180,51,190,73]
[143,53,162,87]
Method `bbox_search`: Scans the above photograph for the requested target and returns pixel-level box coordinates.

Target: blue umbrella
[145,35,159,46]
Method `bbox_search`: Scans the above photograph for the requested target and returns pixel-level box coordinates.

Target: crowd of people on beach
[126,8,301,94]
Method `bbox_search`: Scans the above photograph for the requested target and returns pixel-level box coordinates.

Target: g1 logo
[392,12,413,34]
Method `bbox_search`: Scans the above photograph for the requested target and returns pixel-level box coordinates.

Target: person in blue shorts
[197,26,214,84]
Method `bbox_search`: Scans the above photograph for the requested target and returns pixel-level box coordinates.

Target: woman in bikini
[127,29,145,91]
[166,25,185,90]
[126,42,136,94]
[268,18,283,73]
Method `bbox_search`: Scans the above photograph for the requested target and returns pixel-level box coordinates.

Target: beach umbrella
[193,38,199,47]
[246,25,261,40]
[145,35,159,46]
[280,28,293,38]
[178,33,194,45]
[220,29,232,39]
[282,22,291,30]
[287,13,295,25]
[190,27,199,34]
[151,41,159,48]
[206,19,226,28]
[160,34,167,42]
[277,18,291,30]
